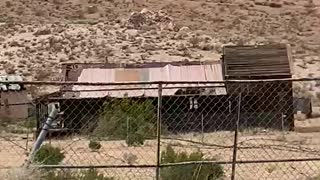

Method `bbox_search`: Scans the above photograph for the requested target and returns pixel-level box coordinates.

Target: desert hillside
[0,0,319,82]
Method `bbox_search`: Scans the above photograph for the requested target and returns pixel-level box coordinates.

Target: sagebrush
[89,140,102,151]
[160,145,224,180]
[34,144,65,165]
[93,99,158,146]
[42,168,114,180]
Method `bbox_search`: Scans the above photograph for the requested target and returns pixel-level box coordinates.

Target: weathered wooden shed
[222,44,294,130]
[35,61,230,135]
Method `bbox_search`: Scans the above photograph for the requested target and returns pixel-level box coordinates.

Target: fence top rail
[0,77,319,86]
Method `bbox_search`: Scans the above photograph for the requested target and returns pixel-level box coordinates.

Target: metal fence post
[156,83,163,180]
[231,92,242,180]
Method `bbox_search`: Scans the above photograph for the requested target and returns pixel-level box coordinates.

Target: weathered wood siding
[223,45,292,79]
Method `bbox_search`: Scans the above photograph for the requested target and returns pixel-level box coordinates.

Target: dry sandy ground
[1,130,320,179]
[0,0,319,81]
[0,0,320,179]
[0,0,319,103]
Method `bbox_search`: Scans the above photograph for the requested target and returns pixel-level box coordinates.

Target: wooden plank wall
[223,45,292,79]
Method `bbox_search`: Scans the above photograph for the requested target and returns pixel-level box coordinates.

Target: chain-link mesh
[0,80,320,179]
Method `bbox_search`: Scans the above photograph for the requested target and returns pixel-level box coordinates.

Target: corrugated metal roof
[70,63,226,98]
[0,75,23,91]
[223,45,292,79]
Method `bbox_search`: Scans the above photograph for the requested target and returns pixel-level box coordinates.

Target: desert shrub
[52,0,63,5]
[5,1,12,8]
[34,8,46,17]
[93,99,158,146]
[23,117,37,129]
[188,36,201,48]
[293,85,313,98]
[79,168,114,180]
[87,6,99,14]
[43,169,114,180]
[0,117,13,128]
[160,145,224,180]
[43,170,77,180]
[34,69,51,81]
[89,140,102,151]
[123,152,138,165]
[34,144,65,165]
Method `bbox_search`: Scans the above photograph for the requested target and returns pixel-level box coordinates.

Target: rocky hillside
[0,0,319,81]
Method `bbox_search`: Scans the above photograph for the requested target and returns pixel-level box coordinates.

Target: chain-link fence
[0,79,320,179]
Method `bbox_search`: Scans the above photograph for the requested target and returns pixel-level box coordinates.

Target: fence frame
[1,78,320,179]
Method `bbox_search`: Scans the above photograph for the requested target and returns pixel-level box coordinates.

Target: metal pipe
[25,103,58,166]
[231,93,242,180]
[30,157,320,169]
[156,83,163,180]
[3,76,320,86]
[59,85,226,93]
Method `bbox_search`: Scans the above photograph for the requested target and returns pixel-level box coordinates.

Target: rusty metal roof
[223,45,293,79]
[68,62,226,98]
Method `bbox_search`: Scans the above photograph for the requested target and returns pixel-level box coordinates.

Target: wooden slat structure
[222,44,295,130]
[223,44,293,79]
[222,44,293,95]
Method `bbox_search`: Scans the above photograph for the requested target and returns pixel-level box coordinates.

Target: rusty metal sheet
[72,63,226,98]
[115,69,140,82]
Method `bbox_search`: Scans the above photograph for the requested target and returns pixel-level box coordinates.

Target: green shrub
[89,140,102,151]
[93,99,158,146]
[79,168,114,180]
[34,144,65,165]
[43,169,114,180]
[160,145,224,180]
[43,170,77,180]
[23,117,37,129]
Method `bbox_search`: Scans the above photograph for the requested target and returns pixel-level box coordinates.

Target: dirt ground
[1,0,320,179]
[0,0,319,81]
[1,129,320,180]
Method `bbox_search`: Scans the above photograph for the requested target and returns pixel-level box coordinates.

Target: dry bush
[34,8,46,17]
[34,69,51,81]
[52,0,63,5]
[269,2,282,8]
[88,140,102,151]
[4,63,15,74]
[266,165,277,174]
[188,36,201,48]
[34,144,65,165]
[95,46,113,62]
[198,42,214,51]
[293,85,312,98]
[182,49,192,58]
[43,169,114,180]
[3,168,114,180]
[16,6,25,16]
[305,0,316,14]
[219,6,226,12]
[160,145,224,180]
[123,153,138,165]
[87,6,99,14]
[73,10,85,19]
[34,28,52,36]
[5,1,12,8]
